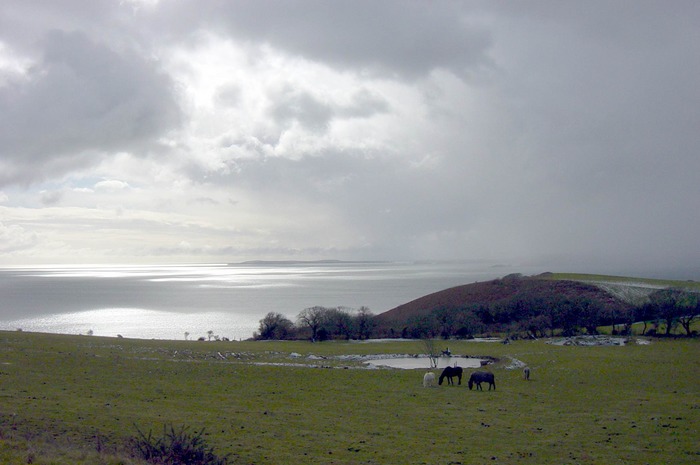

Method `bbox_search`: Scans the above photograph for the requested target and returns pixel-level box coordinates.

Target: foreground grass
[0,332,698,464]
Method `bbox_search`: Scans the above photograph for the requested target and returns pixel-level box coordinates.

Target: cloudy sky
[0,1,698,277]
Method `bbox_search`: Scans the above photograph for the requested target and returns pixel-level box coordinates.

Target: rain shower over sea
[0,261,540,341]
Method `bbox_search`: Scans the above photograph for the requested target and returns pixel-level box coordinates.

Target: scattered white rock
[504,357,527,369]
[548,335,628,346]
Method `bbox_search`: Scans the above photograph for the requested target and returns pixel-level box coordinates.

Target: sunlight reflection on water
[1,262,531,340]
[3,308,256,341]
[366,356,484,369]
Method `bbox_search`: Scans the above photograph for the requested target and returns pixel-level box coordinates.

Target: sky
[0,1,698,278]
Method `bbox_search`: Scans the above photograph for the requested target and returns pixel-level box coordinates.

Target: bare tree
[297,306,329,341]
[421,338,440,368]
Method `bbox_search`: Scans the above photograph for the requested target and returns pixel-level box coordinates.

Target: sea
[0,261,542,341]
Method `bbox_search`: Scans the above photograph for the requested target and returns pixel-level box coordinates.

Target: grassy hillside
[542,273,700,305]
[542,272,700,290]
[0,331,698,464]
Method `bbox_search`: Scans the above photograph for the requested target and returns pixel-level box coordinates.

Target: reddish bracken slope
[374,274,627,325]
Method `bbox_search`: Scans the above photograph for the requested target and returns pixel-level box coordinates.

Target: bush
[132,424,230,465]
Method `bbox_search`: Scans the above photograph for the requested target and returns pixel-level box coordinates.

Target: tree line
[254,287,699,341]
[254,306,376,341]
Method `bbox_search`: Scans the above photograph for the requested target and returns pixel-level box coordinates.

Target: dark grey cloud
[0,1,698,277]
[156,0,493,78]
[338,89,390,118]
[269,86,334,132]
[0,0,119,51]
[216,149,476,248]
[267,86,390,132]
[0,29,181,187]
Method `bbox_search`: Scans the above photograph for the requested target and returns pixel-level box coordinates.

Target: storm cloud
[0,1,698,278]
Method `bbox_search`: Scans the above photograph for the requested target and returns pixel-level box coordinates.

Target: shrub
[132,424,230,465]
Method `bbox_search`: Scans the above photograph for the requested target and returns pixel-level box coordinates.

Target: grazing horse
[523,366,530,380]
[438,366,463,385]
[423,372,436,388]
[468,371,496,391]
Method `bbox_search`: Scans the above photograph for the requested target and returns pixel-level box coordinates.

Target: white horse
[423,372,436,387]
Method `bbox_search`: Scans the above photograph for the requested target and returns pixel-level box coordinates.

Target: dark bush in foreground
[133,424,230,465]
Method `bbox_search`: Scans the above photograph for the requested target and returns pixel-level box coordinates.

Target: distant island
[233,259,385,265]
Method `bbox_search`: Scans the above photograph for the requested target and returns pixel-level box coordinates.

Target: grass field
[543,272,700,291]
[0,331,698,464]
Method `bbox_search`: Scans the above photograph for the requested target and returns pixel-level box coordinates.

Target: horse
[438,366,463,385]
[468,371,496,391]
[423,372,436,388]
[523,366,530,380]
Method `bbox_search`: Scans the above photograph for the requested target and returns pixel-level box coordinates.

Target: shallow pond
[365,356,484,370]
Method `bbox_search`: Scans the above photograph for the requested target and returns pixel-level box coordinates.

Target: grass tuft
[132,424,230,465]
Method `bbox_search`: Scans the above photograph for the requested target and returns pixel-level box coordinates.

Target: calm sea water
[0,261,537,341]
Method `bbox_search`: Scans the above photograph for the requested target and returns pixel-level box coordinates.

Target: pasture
[0,331,698,464]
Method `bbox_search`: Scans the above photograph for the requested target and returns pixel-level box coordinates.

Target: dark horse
[468,371,496,391]
[438,366,463,385]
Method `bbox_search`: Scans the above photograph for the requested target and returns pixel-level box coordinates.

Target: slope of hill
[374,273,627,326]
[374,272,700,338]
[541,272,700,306]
